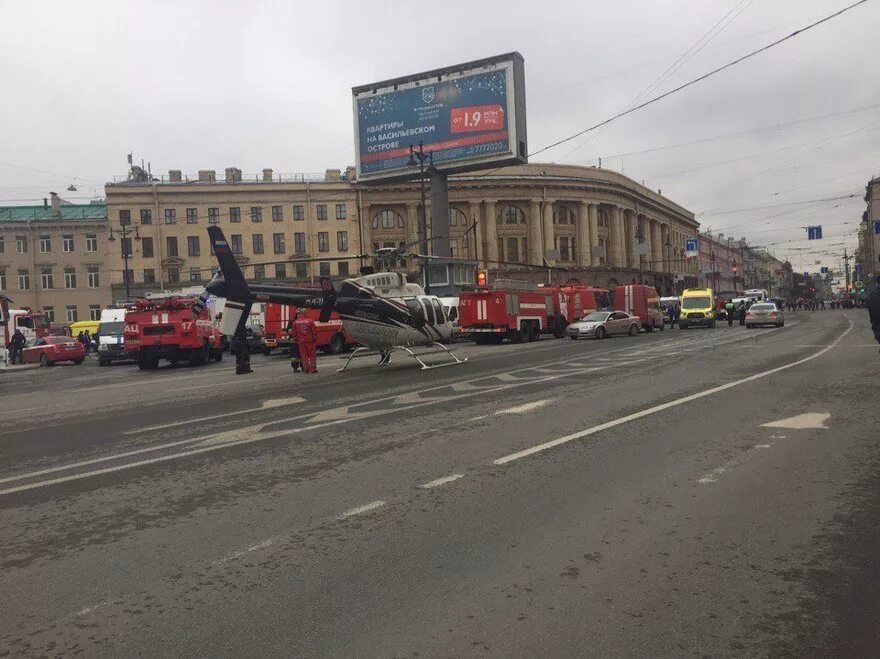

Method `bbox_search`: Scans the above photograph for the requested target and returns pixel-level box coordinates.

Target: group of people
[723,299,750,326]
[76,330,97,353]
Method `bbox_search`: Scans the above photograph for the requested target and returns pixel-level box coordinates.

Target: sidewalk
[0,362,41,377]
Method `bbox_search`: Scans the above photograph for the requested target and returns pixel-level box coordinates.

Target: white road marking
[471,415,487,421]
[340,500,386,518]
[493,318,853,465]
[261,396,306,410]
[761,412,830,429]
[392,392,423,405]
[495,400,550,415]
[419,473,464,489]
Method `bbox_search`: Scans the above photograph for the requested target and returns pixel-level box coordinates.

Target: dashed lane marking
[493,317,853,466]
[419,473,464,489]
[494,400,550,415]
[761,412,831,429]
[340,500,386,518]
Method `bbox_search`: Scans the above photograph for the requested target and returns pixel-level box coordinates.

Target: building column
[542,200,554,263]
[405,203,419,247]
[577,201,591,267]
[639,215,650,270]
[651,221,663,270]
[660,224,670,273]
[528,200,542,266]
[607,206,622,268]
[588,203,599,266]
[483,200,498,265]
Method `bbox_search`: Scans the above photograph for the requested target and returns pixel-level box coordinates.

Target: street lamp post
[407,141,433,251]
[108,224,141,299]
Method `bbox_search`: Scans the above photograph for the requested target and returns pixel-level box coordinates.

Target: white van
[438,296,461,341]
[97,307,135,366]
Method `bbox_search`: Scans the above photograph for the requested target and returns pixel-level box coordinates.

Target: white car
[566,310,642,339]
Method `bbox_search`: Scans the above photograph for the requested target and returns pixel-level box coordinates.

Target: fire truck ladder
[337,342,467,373]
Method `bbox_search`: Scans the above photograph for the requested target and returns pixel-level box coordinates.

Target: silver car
[745,302,785,328]
[567,310,642,340]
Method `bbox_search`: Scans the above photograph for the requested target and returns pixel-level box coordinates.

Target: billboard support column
[429,167,451,258]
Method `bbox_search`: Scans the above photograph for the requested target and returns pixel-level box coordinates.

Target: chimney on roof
[198,170,216,183]
[43,197,48,209]
[225,167,242,183]
[169,169,182,182]
[324,168,342,182]
[262,168,274,182]
[50,192,61,217]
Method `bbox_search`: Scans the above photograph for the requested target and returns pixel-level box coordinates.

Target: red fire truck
[124,297,224,369]
[546,283,611,323]
[262,303,356,355]
[1,297,52,346]
[459,287,563,344]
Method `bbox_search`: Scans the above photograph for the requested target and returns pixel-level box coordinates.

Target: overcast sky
[2,0,878,273]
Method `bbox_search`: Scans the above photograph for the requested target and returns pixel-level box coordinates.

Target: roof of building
[0,201,107,223]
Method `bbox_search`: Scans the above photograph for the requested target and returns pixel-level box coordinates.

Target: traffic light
[476,270,488,287]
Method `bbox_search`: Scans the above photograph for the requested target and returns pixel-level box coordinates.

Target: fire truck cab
[124,296,224,369]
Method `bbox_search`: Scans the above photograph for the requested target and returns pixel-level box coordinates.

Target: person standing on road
[293,309,319,373]
[669,302,679,329]
[81,330,91,353]
[725,299,735,326]
[867,275,880,352]
[9,328,26,364]
[738,301,747,326]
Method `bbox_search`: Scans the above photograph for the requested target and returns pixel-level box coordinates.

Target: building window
[89,305,101,321]
[0,270,5,291]
[502,205,523,225]
[42,306,54,322]
[184,208,197,224]
[372,209,404,229]
[140,209,152,224]
[142,236,154,258]
[189,267,202,282]
[252,234,264,254]
[66,306,78,323]
[317,232,329,252]
[41,268,54,290]
[164,208,176,224]
[187,236,200,257]
[507,237,519,263]
[166,236,178,257]
[274,263,286,279]
[167,268,180,284]
[294,232,306,254]
[558,236,573,261]
[316,204,327,220]
[87,267,100,288]
[63,234,75,252]
[16,236,29,254]
[250,207,262,222]
[335,203,347,219]
[450,207,467,226]
[18,270,30,290]
[249,264,262,280]
[123,269,134,284]
[273,233,286,254]
[598,238,607,264]
[553,207,575,225]
[143,268,155,284]
[597,208,608,228]
[40,235,51,253]
[121,237,133,258]
[336,231,348,252]
[338,261,349,277]
[0,236,4,254]
[295,262,308,279]
[230,207,241,223]
[208,207,220,224]
[86,234,98,252]
[272,206,283,222]
[230,234,243,254]
[293,205,305,221]
[319,262,330,276]
[119,209,131,226]
[64,268,76,289]
[450,239,458,258]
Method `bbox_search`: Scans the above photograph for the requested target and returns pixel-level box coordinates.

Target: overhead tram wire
[530,0,871,160]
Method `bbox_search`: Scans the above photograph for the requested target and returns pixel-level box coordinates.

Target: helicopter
[196,226,467,374]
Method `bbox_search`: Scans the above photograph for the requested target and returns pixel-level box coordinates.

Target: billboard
[352,52,527,182]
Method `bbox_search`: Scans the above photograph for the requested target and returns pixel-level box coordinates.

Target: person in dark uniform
[867,275,880,352]
[9,328,26,364]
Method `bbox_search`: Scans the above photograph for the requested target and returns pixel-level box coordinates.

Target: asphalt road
[2,310,879,657]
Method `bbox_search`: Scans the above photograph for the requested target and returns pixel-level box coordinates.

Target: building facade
[855,175,879,284]
[104,163,702,299]
[0,194,111,323]
[698,232,743,294]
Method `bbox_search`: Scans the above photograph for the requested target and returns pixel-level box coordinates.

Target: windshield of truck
[682,296,711,309]
[99,322,124,336]
[583,312,611,322]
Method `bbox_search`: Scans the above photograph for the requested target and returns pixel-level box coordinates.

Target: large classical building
[0,193,112,323]
[855,175,879,284]
[103,163,701,299]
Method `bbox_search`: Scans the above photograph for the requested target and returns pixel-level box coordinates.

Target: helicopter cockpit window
[422,299,436,325]
[431,299,445,324]
[404,298,425,327]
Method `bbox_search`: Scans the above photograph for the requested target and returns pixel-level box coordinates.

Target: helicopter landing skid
[337,342,467,373]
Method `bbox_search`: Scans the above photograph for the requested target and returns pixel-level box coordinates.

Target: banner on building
[685,238,698,258]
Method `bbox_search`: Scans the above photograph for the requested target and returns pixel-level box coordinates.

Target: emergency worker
[293,308,319,373]
[9,328,26,364]
[738,300,747,326]
[725,299,735,326]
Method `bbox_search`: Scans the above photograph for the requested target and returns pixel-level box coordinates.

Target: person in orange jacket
[292,308,319,373]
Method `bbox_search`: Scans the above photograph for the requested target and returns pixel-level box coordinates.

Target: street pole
[843,248,851,291]
[109,224,140,300]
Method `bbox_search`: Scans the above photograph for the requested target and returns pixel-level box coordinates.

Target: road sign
[820,266,828,274]
[803,271,810,277]
[807,226,823,240]
[685,238,698,257]
[874,221,880,235]
[855,263,863,273]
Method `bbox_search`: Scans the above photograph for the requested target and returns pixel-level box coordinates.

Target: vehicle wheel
[99,357,110,367]
[679,321,689,330]
[709,320,716,329]
[628,324,639,336]
[594,326,607,340]
[552,316,567,339]
[488,334,504,345]
[262,348,272,356]
[528,322,540,343]
[169,359,179,367]
[74,358,84,365]
[138,355,159,370]
[569,335,578,340]
[39,353,52,367]
[191,341,209,366]
[473,335,490,345]
[213,348,223,362]
[510,329,523,344]
[659,322,665,331]
[746,324,754,329]
[323,332,344,355]
[780,320,785,327]
[644,323,654,333]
